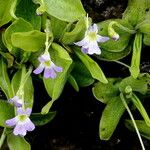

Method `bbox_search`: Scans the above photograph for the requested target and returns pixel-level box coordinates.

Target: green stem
[120,93,145,150]
[0,128,6,149]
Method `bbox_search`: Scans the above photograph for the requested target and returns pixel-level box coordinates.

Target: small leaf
[125,120,150,140]
[36,0,86,22]
[11,30,46,52]
[119,75,148,95]
[0,58,13,99]
[68,75,79,92]
[71,60,94,87]
[0,0,14,26]
[129,33,142,78]
[30,112,56,126]
[7,134,30,150]
[62,18,86,44]
[92,78,121,103]
[3,18,33,51]
[100,96,126,140]
[97,19,133,53]
[0,100,14,127]
[41,100,54,114]
[74,47,108,83]
[15,0,41,30]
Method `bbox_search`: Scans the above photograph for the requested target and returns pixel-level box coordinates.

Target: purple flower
[74,24,109,55]
[6,108,35,136]
[33,52,63,79]
[8,96,23,107]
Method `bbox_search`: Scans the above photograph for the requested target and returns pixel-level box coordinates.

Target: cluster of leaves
[0,0,150,149]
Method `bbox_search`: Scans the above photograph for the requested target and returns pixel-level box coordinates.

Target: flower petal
[25,108,32,116]
[88,42,101,55]
[74,37,88,47]
[44,67,56,79]
[6,117,18,127]
[24,118,35,131]
[89,24,98,33]
[97,35,110,43]
[53,65,63,73]
[33,64,44,74]
[38,53,50,62]
[13,124,27,136]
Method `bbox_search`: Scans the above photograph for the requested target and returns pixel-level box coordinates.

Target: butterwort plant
[0,0,150,150]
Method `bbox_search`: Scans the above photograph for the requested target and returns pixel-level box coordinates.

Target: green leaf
[143,34,150,46]
[74,47,108,83]
[125,120,150,140]
[15,0,41,30]
[129,33,142,79]
[0,100,14,127]
[100,96,126,140]
[41,100,54,114]
[30,112,56,126]
[99,45,132,61]
[97,19,133,53]
[61,18,86,44]
[7,134,30,150]
[0,0,13,26]
[0,58,13,99]
[71,60,94,87]
[11,30,46,52]
[119,75,149,95]
[43,43,72,100]
[37,0,86,22]
[3,18,33,52]
[123,0,150,26]
[68,74,79,92]
[92,78,121,103]
[50,16,67,39]
[11,66,34,108]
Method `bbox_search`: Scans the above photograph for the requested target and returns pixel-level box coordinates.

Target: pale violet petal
[38,53,50,62]
[25,108,32,116]
[33,64,44,74]
[6,117,18,127]
[17,108,25,115]
[13,124,27,136]
[97,35,110,43]
[53,65,63,73]
[89,24,98,33]
[44,67,56,79]
[81,47,88,54]
[74,37,88,47]
[88,42,101,55]
[24,118,35,131]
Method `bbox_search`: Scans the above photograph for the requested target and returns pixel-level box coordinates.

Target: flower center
[87,32,97,41]
[44,60,51,67]
[18,115,27,122]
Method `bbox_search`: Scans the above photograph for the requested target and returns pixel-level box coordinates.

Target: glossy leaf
[74,47,108,83]
[35,0,86,22]
[71,60,94,87]
[15,0,41,30]
[123,0,150,26]
[92,78,121,103]
[119,74,149,95]
[125,120,150,140]
[0,0,14,26]
[0,58,13,99]
[62,18,86,44]
[97,19,133,53]
[3,18,33,52]
[100,96,126,140]
[68,75,79,92]
[11,30,46,52]
[7,134,30,150]
[129,33,142,79]
[30,112,56,126]
[0,100,14,127]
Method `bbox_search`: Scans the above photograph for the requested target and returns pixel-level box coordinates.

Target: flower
[74,23,109,55]
[6,108,35,136]
[8,96,23,107]
[33,52,63,79]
